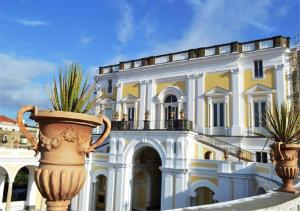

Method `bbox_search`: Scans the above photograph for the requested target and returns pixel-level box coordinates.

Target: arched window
[204,151,212,160]
[164,95,177,103]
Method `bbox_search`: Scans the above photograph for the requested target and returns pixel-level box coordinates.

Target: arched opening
[164,94,178,128]
[0,166,9,206]
[204,151,212,160]
[131,146,162,210]
[256,187,266,195]
[11,167,29,202]
[94,175,107,211]
[191,187,215,206]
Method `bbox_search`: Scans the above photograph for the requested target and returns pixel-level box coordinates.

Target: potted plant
[261,103,300,193]
[17,64,111,210]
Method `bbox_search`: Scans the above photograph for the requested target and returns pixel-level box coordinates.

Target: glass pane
[261,102,266,126]
[254,61,258,77]
[259,61,263,77]
[254,103,259,127]
[213,103,218,127]
[262,152,268,163]
[256,152,261,162]
[219,103,224,127]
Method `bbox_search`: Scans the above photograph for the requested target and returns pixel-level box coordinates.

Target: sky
[0,0,299,120]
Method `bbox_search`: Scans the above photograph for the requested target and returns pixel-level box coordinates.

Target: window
[213,103,224,127]
[205,48,215,56]
[254,60,263,78]
[256,151,268,163]
[259,40,273,49]
[107,80,112,93]
[128,107,135,121]
[219,45,231,54]
[242,43,255,52]
[254,102,266,127]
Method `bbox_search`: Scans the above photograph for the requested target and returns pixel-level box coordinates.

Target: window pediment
[97,97,116,104]
[121,94,139,103]
[205,86,231,97]
[245,84,273,95]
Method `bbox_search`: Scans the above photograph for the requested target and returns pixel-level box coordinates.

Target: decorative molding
[205,86,231,97]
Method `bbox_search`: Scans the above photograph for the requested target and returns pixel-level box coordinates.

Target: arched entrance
[191,187,215,206]
[131,147,162,210]
[94,175,107,211]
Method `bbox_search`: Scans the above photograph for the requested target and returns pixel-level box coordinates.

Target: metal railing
[197,135,255,161]
[111,119,193,131]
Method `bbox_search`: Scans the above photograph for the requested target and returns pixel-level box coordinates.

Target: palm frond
[46,63,96,113]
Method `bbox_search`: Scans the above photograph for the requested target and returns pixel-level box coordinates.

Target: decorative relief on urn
[39,126,89,155]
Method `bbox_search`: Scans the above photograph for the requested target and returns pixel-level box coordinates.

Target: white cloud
[15,19,48,27]
[80,35,93,46]
[149,0,287,54]
[0,53,56,111]
[117,1,134,44]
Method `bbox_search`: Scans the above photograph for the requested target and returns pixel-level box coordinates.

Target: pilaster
[106,168,116,211]
[138,80,147,129]
[231,68,244,136]
[186,75,196,123]
[160,169,174,210]
[195,73,205,133]
[25,169,37,210]
[116,82,123,114]
[275,64,286,105]
[146,80,156,129]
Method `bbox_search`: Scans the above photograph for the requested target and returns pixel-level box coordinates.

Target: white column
[116,83,123,115]
[138,81,147,128]
[70,194,79,211]
[160,169,173,210]
[78,158,93,211]
[114,165,126,211]
[275,64,286,106]
[208,97,213,135]
[186,75,196,123]
[231,68,243,136]
[248,95,253,133]
[196,73,205,133]
[25,169,37,210]
[91,179,98,211]
[106,168,116,211]
[225,95,229,135]
[5,181,13,211]
[146,80,156,129]
[174,172,188,208]
[0,175,5,211]
[159,103,164,129]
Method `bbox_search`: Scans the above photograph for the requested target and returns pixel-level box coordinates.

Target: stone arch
[256,186,267,195]
[123,137,166,167]
[92,170,108,183]
[157,86,185,104]
[204,151,212,160]
[189,180,218,199]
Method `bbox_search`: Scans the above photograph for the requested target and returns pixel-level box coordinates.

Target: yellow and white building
[0,36,299,211]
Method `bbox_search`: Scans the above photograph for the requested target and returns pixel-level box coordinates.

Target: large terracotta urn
[17,106,111,210]
[274,142,300,193]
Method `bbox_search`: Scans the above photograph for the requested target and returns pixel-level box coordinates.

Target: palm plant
[261,103,300,144]
[46,63,95,113]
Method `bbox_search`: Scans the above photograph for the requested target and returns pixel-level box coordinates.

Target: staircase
[197,134,255,162]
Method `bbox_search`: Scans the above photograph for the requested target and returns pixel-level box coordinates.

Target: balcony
[111,119,193,131]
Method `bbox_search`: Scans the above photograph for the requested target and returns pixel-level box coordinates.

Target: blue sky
[0,0,299,119]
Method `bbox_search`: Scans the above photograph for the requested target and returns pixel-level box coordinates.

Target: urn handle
[17,105,38,153]
[274,142,284,161]
[89,115,111,152]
